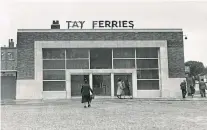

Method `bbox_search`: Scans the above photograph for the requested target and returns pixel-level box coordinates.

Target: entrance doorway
[1,76,16,100]
[114,74,132,96]
[71,75,89,96]
[92,74,111,96]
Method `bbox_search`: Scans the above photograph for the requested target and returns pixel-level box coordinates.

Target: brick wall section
[17,31,185,79]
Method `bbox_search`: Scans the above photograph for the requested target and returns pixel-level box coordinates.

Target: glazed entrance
[114,74,132,96]
[92,74,111,96]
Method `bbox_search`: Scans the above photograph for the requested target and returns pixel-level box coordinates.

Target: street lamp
[183,35,188,40]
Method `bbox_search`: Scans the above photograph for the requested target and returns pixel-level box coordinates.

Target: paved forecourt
[1,98,207,130]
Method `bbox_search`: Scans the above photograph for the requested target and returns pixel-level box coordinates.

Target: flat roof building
[16,24,185,99]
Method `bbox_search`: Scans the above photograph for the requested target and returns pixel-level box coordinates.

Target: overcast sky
[1,0,207,66]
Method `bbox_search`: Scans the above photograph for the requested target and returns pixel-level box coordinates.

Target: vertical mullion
[135,48,137,69]
[158,48,161,95]
[112,49,114,69]
[65,49,67,70]
[88,49,90,69]
[65,49,67,92]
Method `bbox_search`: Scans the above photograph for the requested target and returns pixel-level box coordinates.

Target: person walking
[199,79,207,97]
[81,79,94,108]
[186,75,195,97]
[117,78,124,99]
[180,80,187,98]
[123,77,133,99]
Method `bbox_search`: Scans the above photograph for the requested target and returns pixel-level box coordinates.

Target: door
[1,76,16,100]
[114,74,132,96]
[92,74,111,96]
[71,75,89,96]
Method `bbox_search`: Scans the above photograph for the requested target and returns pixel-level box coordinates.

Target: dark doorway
[114,74,132,96]
[1,76,16,100]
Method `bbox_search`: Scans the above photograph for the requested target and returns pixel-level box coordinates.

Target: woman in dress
[117,78,124,99]
[81,80,93,108]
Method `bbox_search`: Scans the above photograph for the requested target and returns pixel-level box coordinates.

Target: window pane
[137,80,159,90]
[113,59,135,69]
[43,70,65,80]
[137,59,158,68]
[43,60,65,69]
[90,49,112,69]
[43,49,65,59]
[137,70,159,79]
[7,52,14,60]
[113,48,135,58]
[66,49,89,58]
[66,60,89,69]
[43,81,65,91]
[136,48,158,58]
[1,52,5,60]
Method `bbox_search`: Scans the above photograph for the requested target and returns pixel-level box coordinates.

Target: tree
[202,67,207,75]
[185,61,205,76]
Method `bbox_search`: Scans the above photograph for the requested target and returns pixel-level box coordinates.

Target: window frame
[7,52,14,60]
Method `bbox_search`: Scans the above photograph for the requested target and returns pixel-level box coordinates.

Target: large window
[41,47,160,91]
[136,48,159,90]
[42,48,90,91]
[43,48,66,91]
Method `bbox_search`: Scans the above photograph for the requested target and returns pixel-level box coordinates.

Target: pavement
[1,95,207,105]
[1,97,207,130]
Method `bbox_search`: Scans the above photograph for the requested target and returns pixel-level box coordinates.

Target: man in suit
[199,79,207,97]
[180,80,187,98]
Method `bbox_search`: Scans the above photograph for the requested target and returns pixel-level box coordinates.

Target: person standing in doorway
[123,77,133,99]
[180,80,187,98]
[81,79,94,108]
[199,79,207,97]
[117,78,124,99]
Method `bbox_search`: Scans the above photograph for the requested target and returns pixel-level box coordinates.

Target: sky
[0,0,207,66]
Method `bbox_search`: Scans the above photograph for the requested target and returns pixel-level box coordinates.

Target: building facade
[16,27,185,99]
[1,39,17,100]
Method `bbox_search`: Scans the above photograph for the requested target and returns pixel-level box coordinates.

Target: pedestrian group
[81,77,133,108]
[180,75,206,99]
